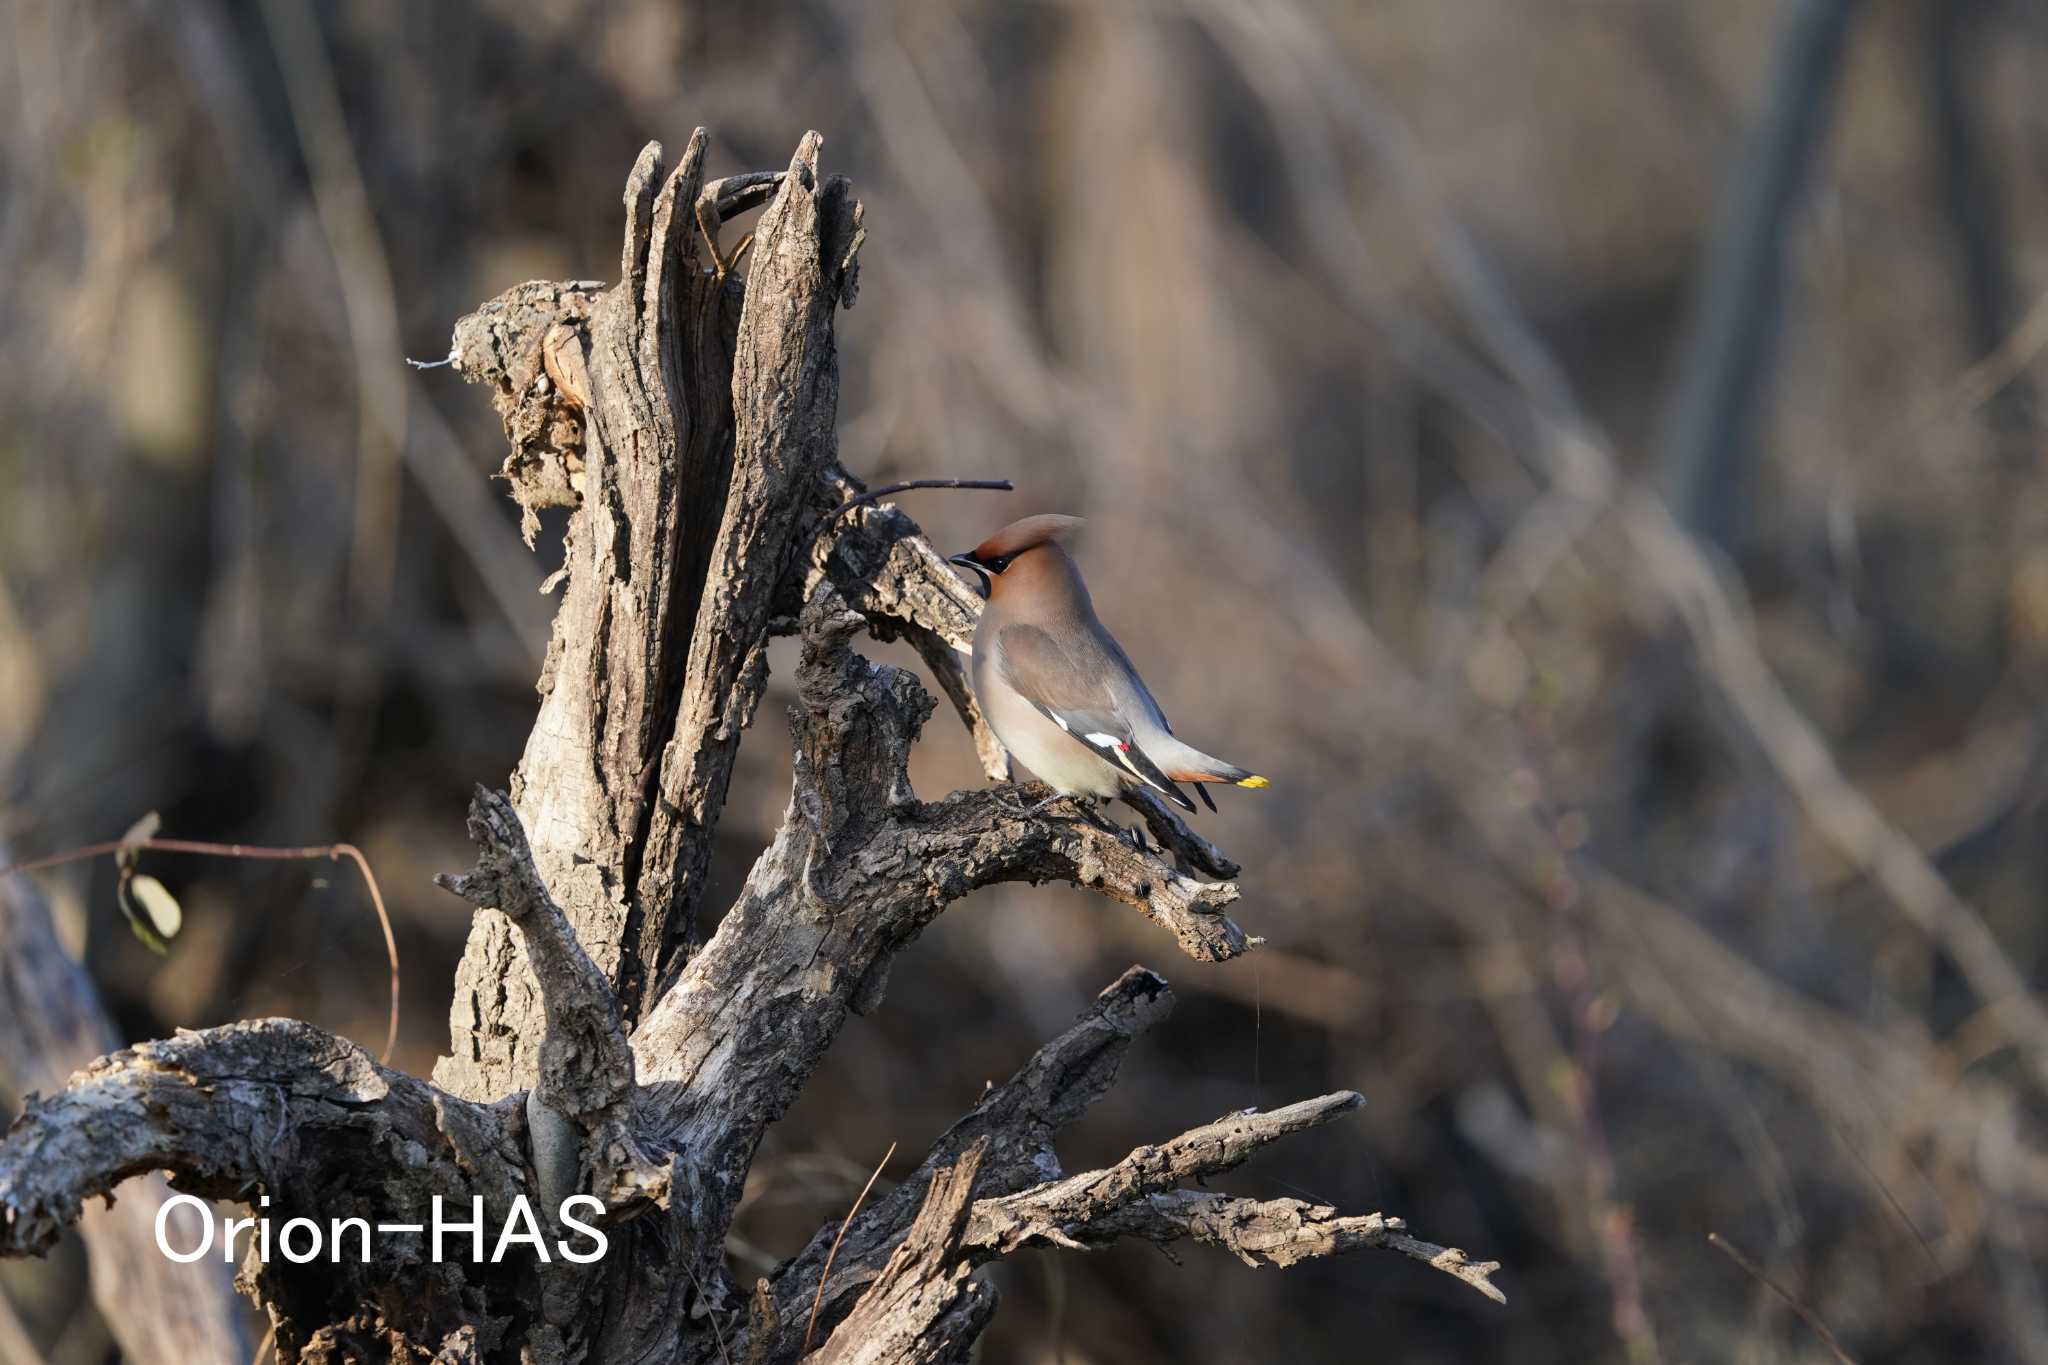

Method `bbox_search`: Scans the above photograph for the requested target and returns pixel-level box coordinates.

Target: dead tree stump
[0,130,1501,1364]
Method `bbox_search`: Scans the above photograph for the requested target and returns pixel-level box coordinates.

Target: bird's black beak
[947,552,992,600]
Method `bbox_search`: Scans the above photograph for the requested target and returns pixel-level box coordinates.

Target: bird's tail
[1149,736,1269,789]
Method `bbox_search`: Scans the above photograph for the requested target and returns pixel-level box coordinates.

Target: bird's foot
[1118,823,1151,854]
[995,788,1090,821]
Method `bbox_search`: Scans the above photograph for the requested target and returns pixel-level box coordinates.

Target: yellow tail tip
[1237,775,1270,789]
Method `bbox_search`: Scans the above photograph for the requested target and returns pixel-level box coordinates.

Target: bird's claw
[995,789,1085,822]
[1118,824,1151,854]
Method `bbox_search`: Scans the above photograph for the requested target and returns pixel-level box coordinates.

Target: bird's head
[947,514,1085,600]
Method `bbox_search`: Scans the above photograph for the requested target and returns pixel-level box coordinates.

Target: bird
[947,514,1268,819]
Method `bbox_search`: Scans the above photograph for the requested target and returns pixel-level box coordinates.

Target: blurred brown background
[4,1,2047,1361]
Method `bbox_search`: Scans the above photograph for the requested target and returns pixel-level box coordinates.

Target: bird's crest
[972,514,1085,562]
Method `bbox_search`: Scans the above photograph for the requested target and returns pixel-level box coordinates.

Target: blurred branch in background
[257,0,408,621]
[1222,0,2048,1080]
[1657,0,1860,554]
[1925,0,2035,461]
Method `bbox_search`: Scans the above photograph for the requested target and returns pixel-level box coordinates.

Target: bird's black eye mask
[946,551,1010,598]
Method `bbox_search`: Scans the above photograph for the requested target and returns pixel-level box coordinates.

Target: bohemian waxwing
[948,514,1268,815]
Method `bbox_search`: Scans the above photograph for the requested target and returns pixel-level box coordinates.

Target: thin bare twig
[805,1140,899,1354]
[679,1256,733,1365]
[813,478,1014,544]
[0,836,401,1064]
[1708,1232,1858,1365]
[1828,1121,1941,1275]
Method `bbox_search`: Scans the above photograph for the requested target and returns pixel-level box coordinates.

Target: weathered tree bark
[0,130,1500,1363]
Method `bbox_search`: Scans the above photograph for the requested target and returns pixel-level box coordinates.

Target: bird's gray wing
[996,623,1194,810]
[1086,628,1220,810]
